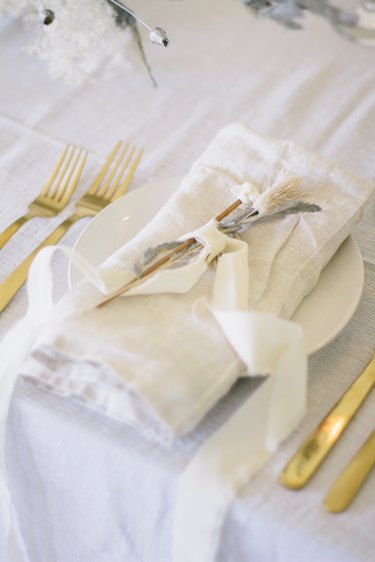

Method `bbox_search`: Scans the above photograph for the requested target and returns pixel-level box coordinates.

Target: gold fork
[0,145,87,251]
[0,141,143,313]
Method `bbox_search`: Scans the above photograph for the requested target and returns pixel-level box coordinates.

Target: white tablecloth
[0,1,374,560]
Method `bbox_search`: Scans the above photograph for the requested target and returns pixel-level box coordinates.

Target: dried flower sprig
[133,240,190,276]
[96,179,321,308]
[106,0,169,85]
[107,0,169,47]
[219,200,320,237]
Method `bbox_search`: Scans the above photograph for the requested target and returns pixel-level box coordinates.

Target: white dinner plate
[69,179,364,355]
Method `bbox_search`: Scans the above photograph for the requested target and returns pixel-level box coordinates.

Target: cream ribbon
[0,218,306,562]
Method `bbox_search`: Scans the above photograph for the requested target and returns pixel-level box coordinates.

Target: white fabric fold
[1,217,306,562]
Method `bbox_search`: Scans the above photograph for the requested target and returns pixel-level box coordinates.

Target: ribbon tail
[0,243,123,562]
[173,313,307,562]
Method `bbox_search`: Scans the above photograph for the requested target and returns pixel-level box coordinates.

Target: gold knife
[280,354,375,490]
[324,429,375,513]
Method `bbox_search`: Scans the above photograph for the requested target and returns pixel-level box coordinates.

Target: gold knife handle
[0,214,79,313]
[280,354,375,490]
[324,430,375,513]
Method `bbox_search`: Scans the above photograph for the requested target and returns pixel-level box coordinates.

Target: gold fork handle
[0,214,80,313]
[324,429,375,513]
[0,212,35,251]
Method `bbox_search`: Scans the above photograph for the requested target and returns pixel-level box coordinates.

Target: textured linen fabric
[0,0,375,561]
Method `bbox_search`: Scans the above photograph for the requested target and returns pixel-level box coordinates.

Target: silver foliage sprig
[99,0,169,85]
[133,240,197,276]
[243,0,358,30]
[133,200,321,277]
[107,1,158,86]
[107,0,169,46]
[219,200,321,235]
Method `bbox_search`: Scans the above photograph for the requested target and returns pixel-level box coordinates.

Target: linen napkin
[20,123,371,439]
[0,124,372,562]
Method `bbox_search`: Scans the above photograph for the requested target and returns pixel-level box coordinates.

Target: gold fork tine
[0,144,87,252]
[59,148,88,205]
[46,145,76,199]
[57,148,87,205]
[96,142,129,198]
[87,141,122,196]
[111,147,143,201]
[104,145,135,200]
[105,145,135,200]
[39,144,70,197]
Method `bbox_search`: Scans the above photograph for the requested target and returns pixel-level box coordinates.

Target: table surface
[0,1,374,561]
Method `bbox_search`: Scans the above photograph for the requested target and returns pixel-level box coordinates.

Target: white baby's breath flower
[33,0,133,83]
[231,182,260,205]
[2,0,135,84]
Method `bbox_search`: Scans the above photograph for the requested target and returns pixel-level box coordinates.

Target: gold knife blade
[324,429,375,513]
[280,354,375,490]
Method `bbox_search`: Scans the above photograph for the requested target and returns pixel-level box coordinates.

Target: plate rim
[68,179,178,288]
[300,236,363,354]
